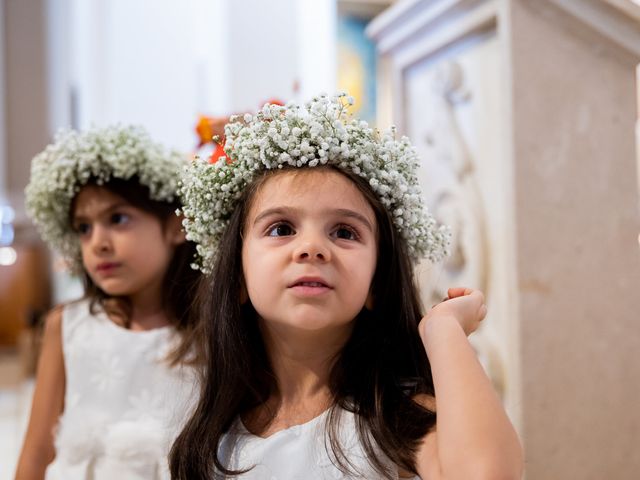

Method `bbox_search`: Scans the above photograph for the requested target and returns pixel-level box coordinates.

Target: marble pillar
[368,1,640,478]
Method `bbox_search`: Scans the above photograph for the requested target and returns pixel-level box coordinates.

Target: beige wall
[3,0,50,215]
[511,2,640,478]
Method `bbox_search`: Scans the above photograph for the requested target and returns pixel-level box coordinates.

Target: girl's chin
[94,280,133,297]
[259,313,357,334]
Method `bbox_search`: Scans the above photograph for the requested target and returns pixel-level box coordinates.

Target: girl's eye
[75,223,91,235]
[110,212,130,225]
[267,223,295,237]
[334,225,358,241]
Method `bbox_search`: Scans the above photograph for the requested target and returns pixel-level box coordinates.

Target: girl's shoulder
[56,296,94,319]
[38,300,85,339]
[55,297,103,333]
[41,304,65,341]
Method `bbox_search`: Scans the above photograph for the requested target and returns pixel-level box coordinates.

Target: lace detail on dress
[45,299,196,480]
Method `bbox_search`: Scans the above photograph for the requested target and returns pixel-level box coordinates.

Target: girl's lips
[96,262,120,273]
[289,283,332,296]
[288,279,333,296]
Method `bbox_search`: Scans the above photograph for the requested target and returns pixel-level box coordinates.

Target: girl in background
[16,125,201,480]
[171,94,523,479]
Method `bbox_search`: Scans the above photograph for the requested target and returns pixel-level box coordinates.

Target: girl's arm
[413,288,524,480]
[15,307,66,480]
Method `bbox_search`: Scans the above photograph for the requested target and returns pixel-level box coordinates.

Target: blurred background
[0,0,639,478]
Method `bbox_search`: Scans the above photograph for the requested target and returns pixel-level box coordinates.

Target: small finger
[448,287,471,298]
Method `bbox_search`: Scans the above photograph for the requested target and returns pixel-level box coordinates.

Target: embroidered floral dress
[44,299,197,480]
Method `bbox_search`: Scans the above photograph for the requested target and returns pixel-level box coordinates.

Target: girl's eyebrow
[252,207,294,226]
[72,202,130,222]
[333,208,374,232]
[253,207,374,232]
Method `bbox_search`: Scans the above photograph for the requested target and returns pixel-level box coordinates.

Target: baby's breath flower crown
[25,124,185,272]
[180,93,450,273]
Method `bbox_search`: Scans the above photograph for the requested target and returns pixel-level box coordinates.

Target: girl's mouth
[96,262,120,273]
[288,278,333,296]
[295,281,327,287]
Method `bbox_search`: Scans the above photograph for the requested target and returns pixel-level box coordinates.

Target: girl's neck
[242,320,352,437]
[129,290,170,330]
[128,306,170,331]
[244,333,336,437]
[262,321,352,403]
[106,280,170,331]
[129,271,176,330]
[245,388,332,438]
[265,322,350,385]
[269,346,333,405]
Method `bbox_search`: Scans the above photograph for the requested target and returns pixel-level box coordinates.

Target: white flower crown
[179,93,450,273]
[25,124,186,272]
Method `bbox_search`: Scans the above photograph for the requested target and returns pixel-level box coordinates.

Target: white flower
[103,419,166,464]
[179,93,450,273]
[126,389,166,421]
[90,354,125,392]
[25,125,186,273]
[54,410,109,464]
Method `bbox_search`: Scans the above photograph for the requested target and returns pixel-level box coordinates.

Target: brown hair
[170,166,436,478]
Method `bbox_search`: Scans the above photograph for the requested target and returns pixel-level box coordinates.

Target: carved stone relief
[420,60,504,398]
[422,60,489,303]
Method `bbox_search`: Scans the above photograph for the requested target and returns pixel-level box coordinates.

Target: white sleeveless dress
[44,299,198,480]
[218,408,420,479]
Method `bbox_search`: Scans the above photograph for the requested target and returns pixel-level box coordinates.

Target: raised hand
[422,287,487,336]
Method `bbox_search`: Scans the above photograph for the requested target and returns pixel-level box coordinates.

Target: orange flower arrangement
[195,99,285,164]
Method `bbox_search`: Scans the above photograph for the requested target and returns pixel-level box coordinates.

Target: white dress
[44,299,198,480]
[218,408,420,480]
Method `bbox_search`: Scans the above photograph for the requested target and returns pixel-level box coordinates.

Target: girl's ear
[165,214,187,246]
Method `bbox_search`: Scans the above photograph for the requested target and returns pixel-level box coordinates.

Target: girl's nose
[91,225,112,254]
[293,236,331,263]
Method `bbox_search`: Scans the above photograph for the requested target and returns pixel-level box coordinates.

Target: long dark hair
[170,166,436,478]
[71,177,202,365]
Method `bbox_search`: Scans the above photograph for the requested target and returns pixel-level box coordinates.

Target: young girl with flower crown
[170,94,523,479]
[15,125,202,480]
